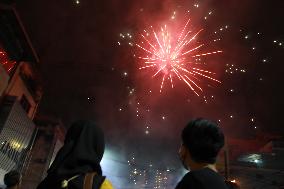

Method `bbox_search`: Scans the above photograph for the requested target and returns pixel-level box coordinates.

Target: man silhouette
[4,170,22,189]
[176,118,228,189]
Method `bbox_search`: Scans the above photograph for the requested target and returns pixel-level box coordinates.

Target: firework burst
[0,50,16,73]
[136,18,222,96]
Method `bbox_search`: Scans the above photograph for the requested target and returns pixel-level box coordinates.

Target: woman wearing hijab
[37,120,113,189]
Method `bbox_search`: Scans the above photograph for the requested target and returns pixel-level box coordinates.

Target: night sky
[13,0,284,184]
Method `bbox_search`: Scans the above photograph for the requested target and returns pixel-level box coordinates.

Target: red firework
[136,18,222,96]
[0,49,16,73]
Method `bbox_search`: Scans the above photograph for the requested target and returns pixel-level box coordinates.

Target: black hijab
[43,120,105,182]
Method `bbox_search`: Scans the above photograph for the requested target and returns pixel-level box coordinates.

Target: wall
[5,62,37,119]
[0,64,9,97]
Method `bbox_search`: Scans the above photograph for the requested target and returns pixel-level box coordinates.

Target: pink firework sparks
[136,18,222,96]
[0,50,16,73]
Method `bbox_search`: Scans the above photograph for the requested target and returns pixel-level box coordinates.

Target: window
[20,95,31,113]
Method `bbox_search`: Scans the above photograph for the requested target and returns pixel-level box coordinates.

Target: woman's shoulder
[99,179,114,189]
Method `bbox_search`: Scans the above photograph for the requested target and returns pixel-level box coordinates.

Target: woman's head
[64,120,105,161]
[48,120,105,178]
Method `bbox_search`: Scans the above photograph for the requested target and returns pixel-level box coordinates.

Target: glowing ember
[136,18,222,96]
[0,49,16,73]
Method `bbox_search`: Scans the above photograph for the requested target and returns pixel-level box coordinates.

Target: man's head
[4,170,21,189]
[179,118,225,170]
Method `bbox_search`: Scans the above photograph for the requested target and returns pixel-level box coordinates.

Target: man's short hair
[4,170,21,188]
[182,118,225,164]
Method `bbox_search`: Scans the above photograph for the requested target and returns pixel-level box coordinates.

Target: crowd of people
[3,118,240,189]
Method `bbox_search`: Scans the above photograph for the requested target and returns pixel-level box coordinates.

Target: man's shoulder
[195,168,226,182]
[182,171,196,180]
[176,169,227,189]
[175,172,201,189]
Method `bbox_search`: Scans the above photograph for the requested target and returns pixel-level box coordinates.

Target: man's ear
[179,144,186,159]
[179,144,191,170]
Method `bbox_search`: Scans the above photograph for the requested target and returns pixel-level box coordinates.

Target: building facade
[21,116,65,189]
[0,5,42,187]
